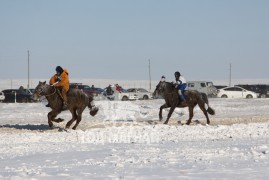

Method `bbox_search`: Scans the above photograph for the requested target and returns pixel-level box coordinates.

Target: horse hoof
[49,124,54,129]
[90,108,99,116]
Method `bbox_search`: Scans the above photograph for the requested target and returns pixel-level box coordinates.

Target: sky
[0,0,268,81]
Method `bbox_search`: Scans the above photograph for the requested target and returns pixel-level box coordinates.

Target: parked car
[0,91,5,102]
[2,89,36,103]
[69,83,104,96]
[29,89,35,94]
[118,90,139,101]
[103,86,139,101]
[20,88,33,95]
[217,86,258,99]
[186,81,218,97]
[127,88,152,100]
[235,84,269,98]
[214,85,228,89]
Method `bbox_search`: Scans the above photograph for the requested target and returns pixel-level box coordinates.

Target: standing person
[106,85,114,96]
[174,71,187,104]
[161,75,166,82]
[115,84,121,93]
[49,66,70,109]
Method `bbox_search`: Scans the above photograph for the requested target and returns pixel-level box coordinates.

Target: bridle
[35,84,56,97]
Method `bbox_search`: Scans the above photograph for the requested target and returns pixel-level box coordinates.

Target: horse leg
[52,118,64,123]
[164,105,176,124]
[198,102,210,124]
[72,108,84,130]
[66,108,77,129]
[186,106,194,125]
[159,104,168,121]
[47,110,60,128]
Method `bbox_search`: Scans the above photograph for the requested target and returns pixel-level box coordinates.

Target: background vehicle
[127,88,152,100]
[2,89,35,103]
[214,85,228,89]
[0,91,5,102]
[217,86,258,99]
[118,91,139,101]
[235,84,269,98]
[104,86,139,101]
[69,83,104,96]
[186,81,218,97]
[29,89,35,94]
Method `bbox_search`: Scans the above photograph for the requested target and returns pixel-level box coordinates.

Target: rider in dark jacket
[106,85,114,96]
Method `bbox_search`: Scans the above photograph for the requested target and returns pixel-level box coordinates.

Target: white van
[186,81,218,97]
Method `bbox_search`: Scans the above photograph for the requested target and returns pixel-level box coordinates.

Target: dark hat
[56,66,64,75]
[174,71,181,77]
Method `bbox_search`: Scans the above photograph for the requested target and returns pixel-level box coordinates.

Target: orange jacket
[49,69,69,90]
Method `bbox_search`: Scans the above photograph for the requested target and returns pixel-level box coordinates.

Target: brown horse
[32,81,98,130]
[153,81,215,125]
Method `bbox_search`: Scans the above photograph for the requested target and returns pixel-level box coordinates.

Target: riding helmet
[56,66,64,75]
[174,71,181,77]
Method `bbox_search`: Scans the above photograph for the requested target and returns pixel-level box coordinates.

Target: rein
[45,86,57,97]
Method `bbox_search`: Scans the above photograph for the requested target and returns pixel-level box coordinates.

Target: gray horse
[153,81,215,125]
[32,81,98,130]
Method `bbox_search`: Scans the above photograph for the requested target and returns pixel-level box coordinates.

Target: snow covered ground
[0,98,269,179]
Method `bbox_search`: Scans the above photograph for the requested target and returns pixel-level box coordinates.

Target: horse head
[32,81,52,101]
[153,81,167,98]
[153,81,177,98]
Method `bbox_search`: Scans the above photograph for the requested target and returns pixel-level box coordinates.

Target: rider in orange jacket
[49,66,70,109]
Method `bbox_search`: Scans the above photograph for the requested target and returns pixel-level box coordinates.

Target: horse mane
[164,81,178,92]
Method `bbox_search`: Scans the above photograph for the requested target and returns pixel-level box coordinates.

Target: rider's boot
[179,95,187,106]
[180,99,187,106]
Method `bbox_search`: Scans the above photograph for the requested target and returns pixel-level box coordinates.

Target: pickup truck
[1,88,35,103]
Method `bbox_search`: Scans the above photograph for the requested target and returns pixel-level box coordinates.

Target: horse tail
[87,95,99,116]
[201,93,215,115]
